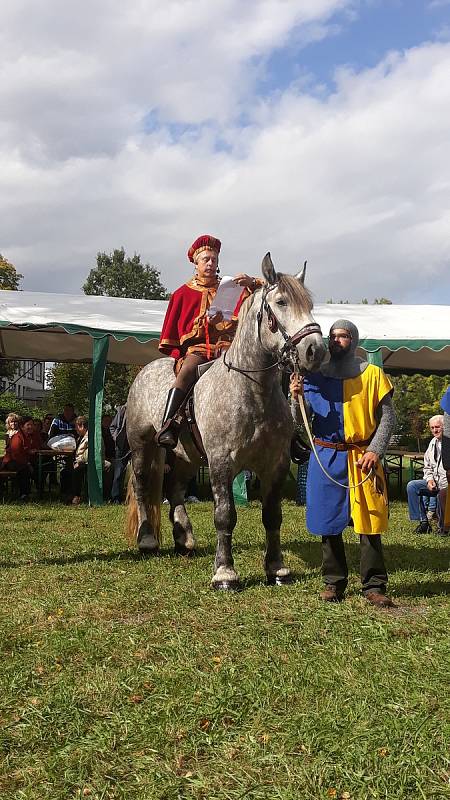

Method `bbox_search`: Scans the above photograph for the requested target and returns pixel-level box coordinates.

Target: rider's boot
[155,388,186,449]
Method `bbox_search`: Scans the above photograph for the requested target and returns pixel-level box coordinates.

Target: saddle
[175,361,215,460]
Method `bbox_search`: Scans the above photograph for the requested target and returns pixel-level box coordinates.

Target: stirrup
[156,421,180,449]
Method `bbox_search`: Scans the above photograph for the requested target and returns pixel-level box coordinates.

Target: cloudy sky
[1,0,450,303]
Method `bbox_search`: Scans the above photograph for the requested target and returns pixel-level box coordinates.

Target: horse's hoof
[266,573,294,586]
[174,543,196,557]
[211,579,242,592]
[138,546,159,558]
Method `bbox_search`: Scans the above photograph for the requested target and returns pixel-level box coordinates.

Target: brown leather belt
[313,437,371,451]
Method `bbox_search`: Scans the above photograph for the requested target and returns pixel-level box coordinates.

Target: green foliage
[0,392,49,421]
[392,374,449,447]
[0,501,449,799]
[0,359,18,382]
[0,254,23,291]
[47,362,137,413]
[0,255,22,379]
[83,247,168,300]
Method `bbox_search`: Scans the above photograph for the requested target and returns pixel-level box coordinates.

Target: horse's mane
[275,273,313,313]
[236,273,313,334]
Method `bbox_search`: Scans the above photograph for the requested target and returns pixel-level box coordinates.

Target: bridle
[223,282,322,381]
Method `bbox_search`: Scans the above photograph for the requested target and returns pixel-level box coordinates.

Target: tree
[0,254,23,291]
[391,373,449,449]
[48,248,168,411]
[83,248,168,299]
[0,255,22,383]
[47,363,139,413]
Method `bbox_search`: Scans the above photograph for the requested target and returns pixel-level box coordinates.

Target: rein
[223,283,322,381]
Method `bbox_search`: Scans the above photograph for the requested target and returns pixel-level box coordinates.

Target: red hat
[187,234,221,263]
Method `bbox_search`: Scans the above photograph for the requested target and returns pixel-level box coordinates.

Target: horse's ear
[295,260,307,285]
[262,252,277,285]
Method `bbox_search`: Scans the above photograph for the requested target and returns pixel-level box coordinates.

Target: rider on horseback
[156,234,263,449]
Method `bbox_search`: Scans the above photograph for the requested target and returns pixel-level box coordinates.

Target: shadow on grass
[392,579,450,597]
[287,539,449,572]
[286,538,449,597]
[0,539,265,569]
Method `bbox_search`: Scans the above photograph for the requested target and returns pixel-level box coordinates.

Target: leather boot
[155,388,186,449]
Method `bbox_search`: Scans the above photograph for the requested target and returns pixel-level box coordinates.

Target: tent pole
[366,350,383,368]
[88,336,109,506]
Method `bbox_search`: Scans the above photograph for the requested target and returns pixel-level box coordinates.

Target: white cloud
[1,2,450,304]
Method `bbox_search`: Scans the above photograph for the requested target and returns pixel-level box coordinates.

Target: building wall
[0,360,46,404]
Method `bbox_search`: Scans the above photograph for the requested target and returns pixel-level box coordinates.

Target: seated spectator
[406,415,448,534]
[41,413,54,446]
[67,416,111,505]
[49,403,76,441]
[0,415,36,500]
[440,387,450,533]
[4,413,20,443]
[30,418,56,492]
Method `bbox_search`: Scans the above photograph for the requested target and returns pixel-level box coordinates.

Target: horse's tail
[125,447,163,548]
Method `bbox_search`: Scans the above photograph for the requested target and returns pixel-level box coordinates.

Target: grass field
[0,500,449,800]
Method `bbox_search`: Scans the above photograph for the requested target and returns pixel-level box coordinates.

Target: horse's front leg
[261,460,292,585]
[209,468,240,591]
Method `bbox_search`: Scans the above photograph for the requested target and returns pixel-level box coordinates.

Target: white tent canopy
[0,290,165,364]
[1,289,448,505]
[0,290,449,373]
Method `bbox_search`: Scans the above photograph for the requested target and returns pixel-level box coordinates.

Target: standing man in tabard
[290,320,397,607]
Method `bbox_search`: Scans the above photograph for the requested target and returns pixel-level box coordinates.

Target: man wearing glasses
[290,320,396,607]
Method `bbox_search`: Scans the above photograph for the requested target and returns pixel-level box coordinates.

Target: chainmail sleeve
[290,396,311,427]
[369,393,396,457]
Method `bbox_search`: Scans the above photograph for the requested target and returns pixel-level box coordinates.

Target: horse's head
[257,253,326,372]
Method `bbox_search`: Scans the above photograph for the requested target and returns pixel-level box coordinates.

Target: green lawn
[0,500,449,800]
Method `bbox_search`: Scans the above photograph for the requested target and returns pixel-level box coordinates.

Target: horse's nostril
[306,343,314,362]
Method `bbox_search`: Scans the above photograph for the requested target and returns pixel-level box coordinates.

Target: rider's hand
[233,273,256,289]
[357,451,379,473]
[289,374,303,401]
[208,310,223,325]
[427,479,437,491]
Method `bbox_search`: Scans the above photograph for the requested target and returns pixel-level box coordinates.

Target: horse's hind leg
[132,441,164,555]
[261,462,292,585]
[166,461,196,556]
[209,469,240,591]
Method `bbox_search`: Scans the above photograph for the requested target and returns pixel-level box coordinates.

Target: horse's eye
[276,299,287,307]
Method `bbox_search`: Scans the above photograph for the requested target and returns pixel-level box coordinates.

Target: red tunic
[159,277,251,365]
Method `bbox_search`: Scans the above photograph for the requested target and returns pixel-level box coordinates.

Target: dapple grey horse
[126,254,326,590]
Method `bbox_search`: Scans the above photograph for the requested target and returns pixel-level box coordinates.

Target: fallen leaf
[340,793,351,800]
[199,718,210,730]
[327,790,337,798]
[378,747,389,757]
[129,694,144,704]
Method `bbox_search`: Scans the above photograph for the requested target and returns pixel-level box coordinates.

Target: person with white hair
[406,414,448,534]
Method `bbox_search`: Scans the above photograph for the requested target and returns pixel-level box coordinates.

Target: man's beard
[330,345,351,360]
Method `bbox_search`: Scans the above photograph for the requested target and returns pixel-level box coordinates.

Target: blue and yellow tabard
[304,364,393,535]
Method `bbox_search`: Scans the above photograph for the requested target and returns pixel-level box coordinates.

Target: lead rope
[297,391,373,491]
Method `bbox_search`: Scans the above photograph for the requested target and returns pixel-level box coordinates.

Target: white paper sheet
[207,275,242,320]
